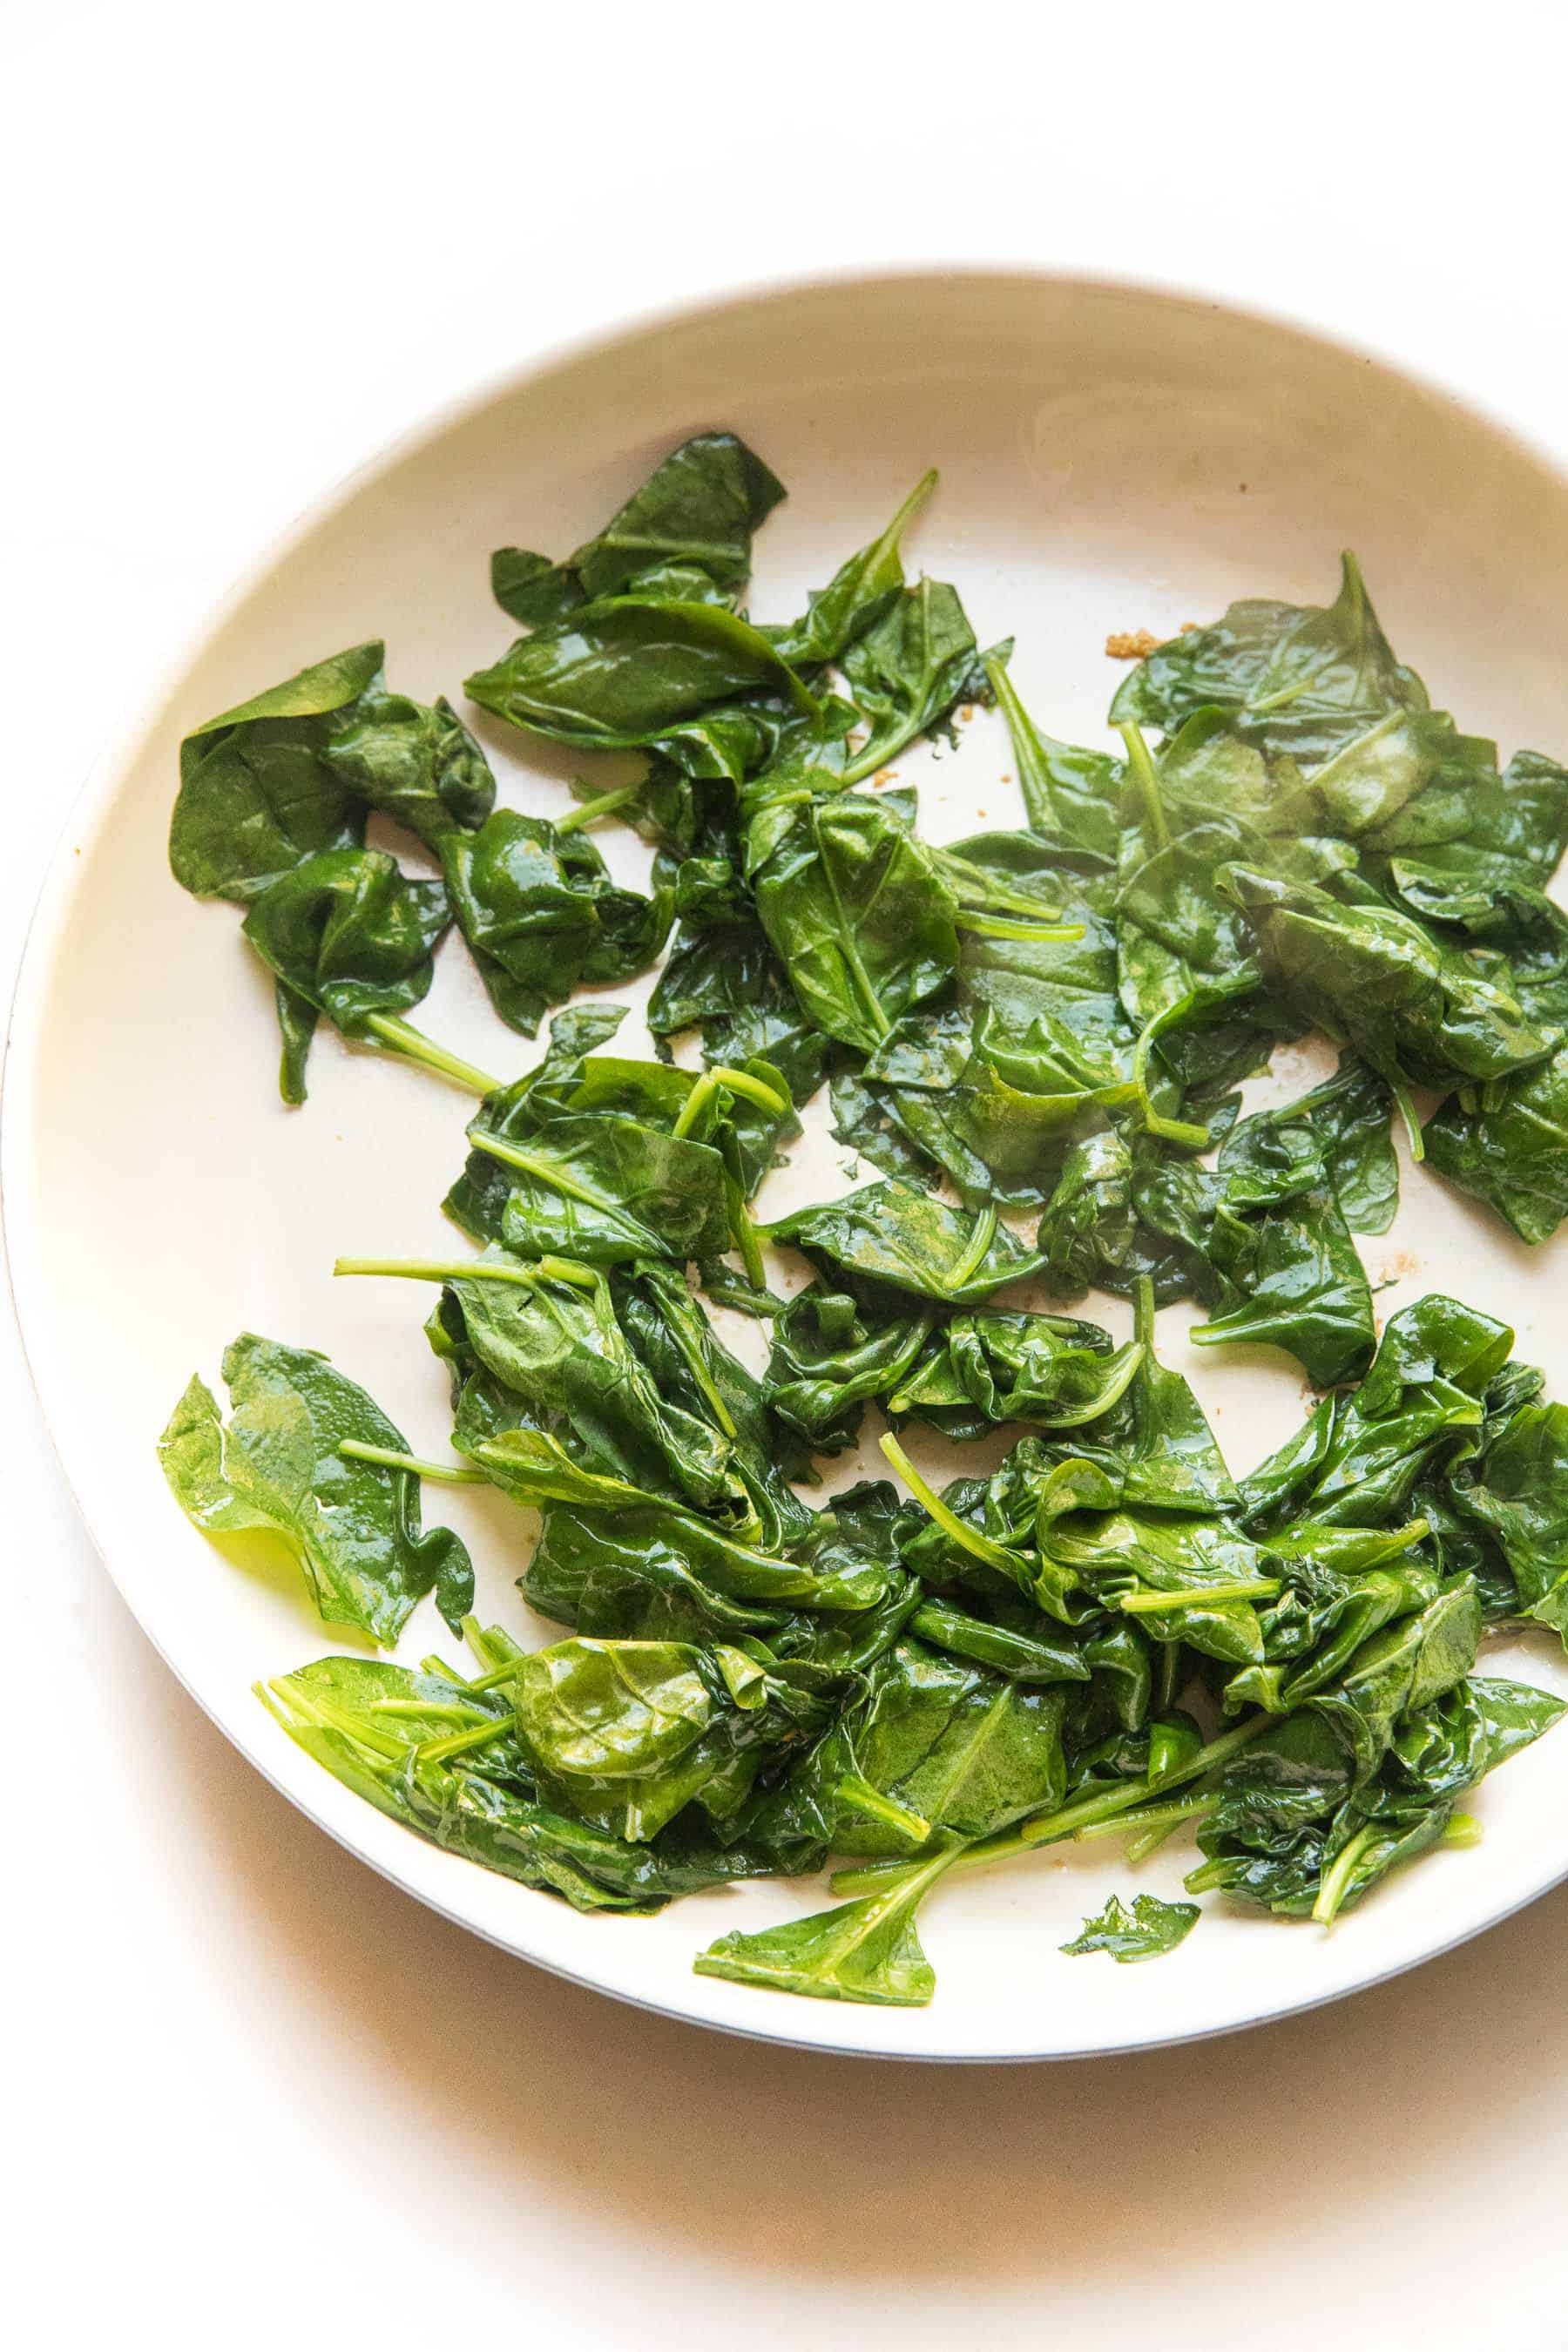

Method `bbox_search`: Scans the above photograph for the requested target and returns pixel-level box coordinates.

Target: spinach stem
[415,1713,517,1766]
[942,1202,997,1294]
[362,1015,500,1096]
[335,1255,536,1288]
[878,1431,1024,1574]
[671,1064,789,1141]
[835,1775,932,1845]
[469,1666,521,1694]
[1117,720,1169,850]
[553,780,645,835]
[1116,1578,1281,1614]
[1443,1811,1484,1848]
[830,1712,1276,1898]
[658,1306,738,1437]
[334,1254,598,1291]
[1131,1006,1210,1151]
[955,915,1085,944]
[1070,1793,1216,1845]
[1312,1823,1379,1925]
[1389,1072,1427,1163]
[727,1184,767,1290]
[339,1438,486,1484]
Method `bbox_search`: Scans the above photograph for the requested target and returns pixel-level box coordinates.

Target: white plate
[10,269,1568,2062]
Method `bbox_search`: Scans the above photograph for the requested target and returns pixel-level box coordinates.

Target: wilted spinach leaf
[491,431,787,623]
[159,1335,473,1644]
[439,810,672,1035]
[1060,1890,1199,1963]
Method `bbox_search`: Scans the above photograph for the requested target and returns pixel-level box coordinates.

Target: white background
[8,1,1568,2341]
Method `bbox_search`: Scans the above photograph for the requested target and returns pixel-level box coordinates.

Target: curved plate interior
[10,272,1568,2059]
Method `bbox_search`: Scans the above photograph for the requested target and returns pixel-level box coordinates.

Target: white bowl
[10,269,1568,2060]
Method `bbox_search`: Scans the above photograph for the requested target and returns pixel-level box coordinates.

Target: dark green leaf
[1060,1891,1199,1963]
[439,811,671,1035]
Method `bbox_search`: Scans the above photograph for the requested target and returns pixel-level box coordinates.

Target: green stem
[463,1660,521,1693]
[830,1713,1276,1898]
[1389,1071,1426,1164]
[1070,1793,1217,1845]
[658,1303,738,1438]
[463,1617,524,1674]
[1045,1342,1146,1428]
[1130,1005,1210,1151]
[726,1179,767,1291]
[1116,1578,1281,1615]
[1313,1823,1379,1926]
[955,915,1085,944]
[335,1254,534,1288]
[339,1439,486,1485]
[878,1431,1025,1575]
[415,1713,517,1766]
[835,1775,932,1845]
[1133,1275,1156,1354]
[1117,720,1168,850]
[942,1202,997,1294]
[671,1064,788,1141]
[369,1697,491,1725]
[362,1014,500,1096]
[334,1254,598,1291]
[553,780,646,835]
[1443,1810,1484,1848]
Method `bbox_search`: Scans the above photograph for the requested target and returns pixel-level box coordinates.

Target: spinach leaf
[172,642,495,899]
[746,787,959,1054]
[888,1312,1144,1442]
[909,1597,1090,1686]
[438,810,672,1035]
[170,642,381,902]
[767,1179,1044,1307]
[260,1657,732,1910]
[825,1639,1067,1856]
[327,687,496,848]
[1192,1184,1375,1389]
[240,846,451,1074]
[470,1114,730,1267]
[1239,1294,1513,1531]
[763,1285,932,1452]
[1060,1891,1199,1963]
[443,1004,629,1242]
[1221,865,1558,1092]
[432,1254,740,1511]
[1110,553,1425,766]
[987,660,1119,870]
[514,1636,714,1781]
[693,1842,962,2005]
[465,598,816,756]
[1451,1402,1568,1637]
[159,1335,474,1645]
[765,472,936,669]
[491,431,787,622]
[839,578,1003,785]
[1218,1054,1397,1234]
[1426,1051,1568,1245]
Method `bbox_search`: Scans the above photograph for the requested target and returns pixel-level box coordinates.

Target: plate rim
[10,260,1568,2063]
